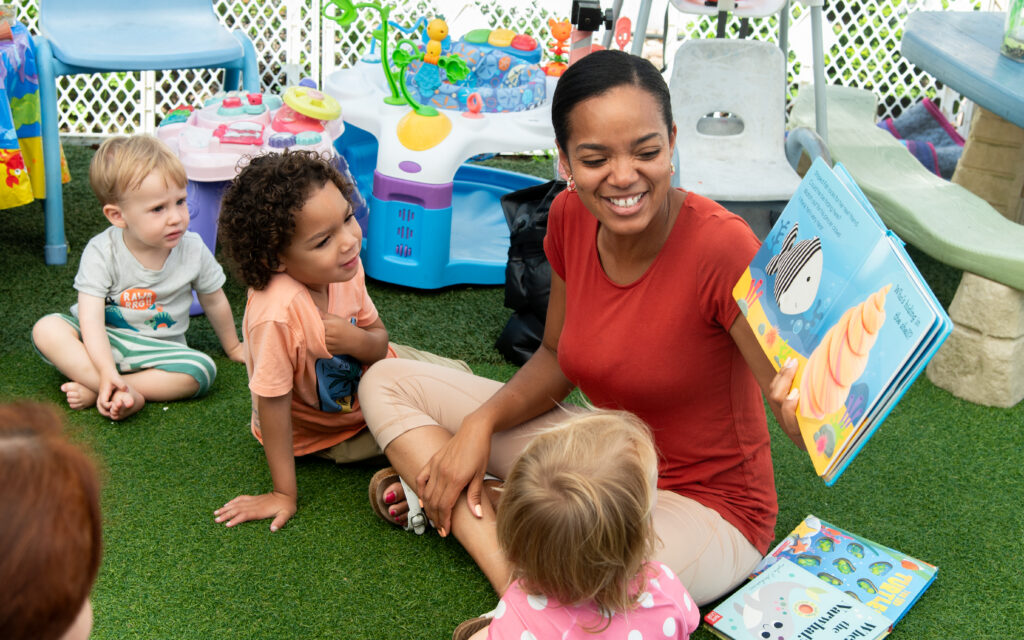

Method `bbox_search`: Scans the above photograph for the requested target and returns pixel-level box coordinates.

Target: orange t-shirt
[242,266,396,456]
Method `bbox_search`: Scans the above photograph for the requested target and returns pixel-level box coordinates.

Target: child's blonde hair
[89,134,186,205]
[497,409,659,619]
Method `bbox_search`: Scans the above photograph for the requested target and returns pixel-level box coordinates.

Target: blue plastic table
[901,10,1024,129]
[901,10,1024,408]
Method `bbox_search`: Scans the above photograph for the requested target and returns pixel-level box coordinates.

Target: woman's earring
[567,175,577,192]
[670,162,675,175]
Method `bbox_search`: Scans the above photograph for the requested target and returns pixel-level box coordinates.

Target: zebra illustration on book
[765,223,823,315]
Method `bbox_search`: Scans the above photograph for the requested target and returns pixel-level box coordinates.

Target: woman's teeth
[609,193,643,207]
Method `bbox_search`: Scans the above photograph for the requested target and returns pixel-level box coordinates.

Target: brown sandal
[452,615,491,640]
[368,466,428,534]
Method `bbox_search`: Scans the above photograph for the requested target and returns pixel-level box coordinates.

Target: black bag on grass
[495,179,566,365]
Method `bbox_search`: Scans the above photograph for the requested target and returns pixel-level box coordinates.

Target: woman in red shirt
[360,49,802,605]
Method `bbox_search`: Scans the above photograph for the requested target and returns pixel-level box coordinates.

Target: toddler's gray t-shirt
[72,227,226,345]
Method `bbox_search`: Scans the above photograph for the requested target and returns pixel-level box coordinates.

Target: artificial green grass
[1,145,1020,639]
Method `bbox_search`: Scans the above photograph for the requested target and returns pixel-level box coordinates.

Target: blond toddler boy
[32,135,243,420]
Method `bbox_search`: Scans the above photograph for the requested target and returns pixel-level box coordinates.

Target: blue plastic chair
[33,0,260,265]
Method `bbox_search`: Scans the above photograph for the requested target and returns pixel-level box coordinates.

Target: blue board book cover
[704,558,891,640]
[732,158,952,484]
[753,515,938,629]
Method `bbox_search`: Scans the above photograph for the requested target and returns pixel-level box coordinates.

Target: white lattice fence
[16,0,1007,139]
[663,0,995,121]
[815,0,994,119]
[17,0,319,139]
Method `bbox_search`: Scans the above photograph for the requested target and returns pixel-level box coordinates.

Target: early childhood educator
[0,402,103,640]
[453,409,700,640]
[214,150,469,532]
[32,135,244,421]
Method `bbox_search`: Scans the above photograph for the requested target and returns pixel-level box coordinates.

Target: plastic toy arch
[392,36,469,116]
[322,0,468,117]
[323,0,404,104]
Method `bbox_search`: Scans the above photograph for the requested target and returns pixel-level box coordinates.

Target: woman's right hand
[416,416,493,537]
[414,273,571,537]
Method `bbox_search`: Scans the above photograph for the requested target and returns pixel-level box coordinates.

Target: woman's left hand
[768,358,805,450]
[416,417,492,537]
[731,319,806,451]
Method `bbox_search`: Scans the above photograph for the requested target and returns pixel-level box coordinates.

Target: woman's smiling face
[558,84,676,240]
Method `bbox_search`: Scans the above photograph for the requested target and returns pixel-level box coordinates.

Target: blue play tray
[337,127,546,289]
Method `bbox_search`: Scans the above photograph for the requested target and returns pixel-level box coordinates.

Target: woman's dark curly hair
[218,150,354,290]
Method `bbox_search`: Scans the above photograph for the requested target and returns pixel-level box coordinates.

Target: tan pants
[314,344,471,465]
[359,359,763,605]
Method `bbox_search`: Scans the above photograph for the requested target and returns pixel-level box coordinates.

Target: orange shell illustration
[799,285,890,420]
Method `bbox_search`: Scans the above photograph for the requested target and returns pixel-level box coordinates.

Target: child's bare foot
[101,387,146,421]
[60,382,98,410]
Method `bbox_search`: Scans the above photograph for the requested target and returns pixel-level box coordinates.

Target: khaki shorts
[313,428,387,465]
[359,358,763,604]
[313,342,471,465]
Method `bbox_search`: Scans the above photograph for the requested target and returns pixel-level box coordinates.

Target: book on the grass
[732,157,952,484]
[703,557,892,640]
[751,515,938,629]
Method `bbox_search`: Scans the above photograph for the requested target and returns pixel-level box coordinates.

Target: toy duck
[424,17,449,65]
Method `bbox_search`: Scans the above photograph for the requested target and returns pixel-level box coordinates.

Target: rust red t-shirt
[544,189,777,554]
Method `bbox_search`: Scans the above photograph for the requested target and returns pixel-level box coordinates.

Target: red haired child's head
[0,402,102,640]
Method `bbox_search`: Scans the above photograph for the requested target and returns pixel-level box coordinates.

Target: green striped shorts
[44,314,217,397]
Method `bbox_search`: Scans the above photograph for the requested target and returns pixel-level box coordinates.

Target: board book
[733,158,952,484]
[752,515,937,629]
[703,558,892,640]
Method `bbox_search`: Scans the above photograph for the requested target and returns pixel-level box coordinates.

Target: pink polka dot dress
[487,562,700,640]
